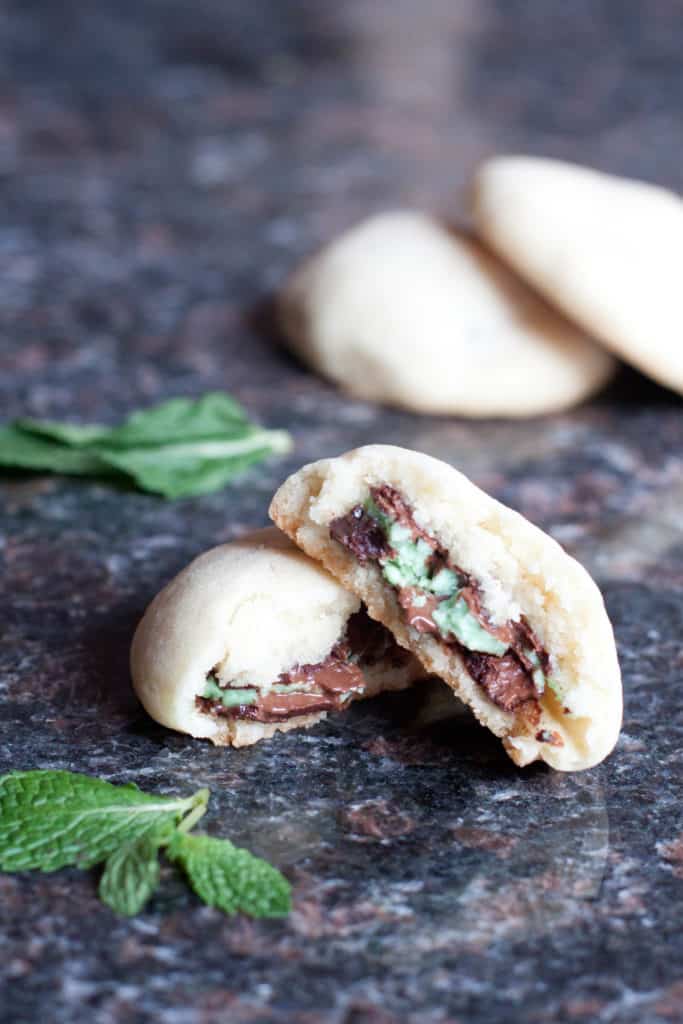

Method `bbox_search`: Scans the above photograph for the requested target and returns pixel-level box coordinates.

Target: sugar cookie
[278,211,614,416]
[473,156,683,394]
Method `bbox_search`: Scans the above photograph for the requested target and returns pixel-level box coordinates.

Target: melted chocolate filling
[196,610,409,724]
[330,485,549,714]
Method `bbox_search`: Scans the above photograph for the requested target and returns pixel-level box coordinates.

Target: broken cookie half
[270,445,622,770]
[130,527,422,747]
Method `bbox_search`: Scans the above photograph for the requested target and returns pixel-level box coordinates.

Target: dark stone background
[1,2,683,1021]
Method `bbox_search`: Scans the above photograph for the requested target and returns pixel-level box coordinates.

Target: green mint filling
[203,676,317,706]
[364,497,393,533]
[203,677,258,707]
[216,689,258,708]
[523,651,566,702]
[363,496,505,658]
[382,541,432,589]
[525,648,546,694]
[432,596,508,656]
[387,521,412,546]
[363,493,564,705]
[532,668,546,692]
[365,499,460,597]
[272,683,314,694]
[546,676,566,702]
[203,676,224,701]
[364,496,556,676]
[430,567,459,596]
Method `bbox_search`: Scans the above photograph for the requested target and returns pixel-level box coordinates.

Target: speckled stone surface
[2,3,683,1022]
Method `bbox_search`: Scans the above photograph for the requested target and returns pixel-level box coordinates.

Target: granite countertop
[2,2,683,1022]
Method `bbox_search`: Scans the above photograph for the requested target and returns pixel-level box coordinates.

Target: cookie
[270,446,622,770]
[278,210,615,417]
[130,527,421,747]
[472,155,683,394]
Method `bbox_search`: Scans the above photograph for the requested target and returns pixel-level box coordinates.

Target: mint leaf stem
[174,787,210,835]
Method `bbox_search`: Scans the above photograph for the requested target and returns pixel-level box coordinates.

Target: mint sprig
[99,834,164,916]
[168,832,292,918]
[0,771,291,919]
[0,393,292,498]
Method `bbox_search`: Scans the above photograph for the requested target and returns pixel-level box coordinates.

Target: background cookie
[271,445,623,771]
[278,210,615,417]
[130,527,421,747]
[472,156,683,395]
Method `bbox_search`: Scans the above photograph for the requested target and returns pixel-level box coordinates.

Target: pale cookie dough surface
[472,155,683,395]
[278,210,614,417]
[130,526,419,746]
[270,445,622,771]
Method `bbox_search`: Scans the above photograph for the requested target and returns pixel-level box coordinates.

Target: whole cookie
[271,445,623,771]
[278,210,614,417]
[473,156,683,395]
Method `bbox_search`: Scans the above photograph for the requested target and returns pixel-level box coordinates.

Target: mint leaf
[168,832,291,918]
[16,395,249,449]
[0,393,292,498]
[99,834,163,916]
[96,433,289,499]
[101,393,251,447]
[0,771,208,872]
[15,419,112,447]
[0,426,107,476]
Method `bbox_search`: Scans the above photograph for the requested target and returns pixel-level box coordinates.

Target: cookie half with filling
[130,527,421,747]
[270,446,622,770]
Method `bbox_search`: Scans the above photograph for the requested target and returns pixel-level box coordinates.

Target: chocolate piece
[372,484,425,538]
[284,658,365,695]
[397,588,440,635]
[462,651,537,711]
[535,728,564,746]
[329,506,387,563]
